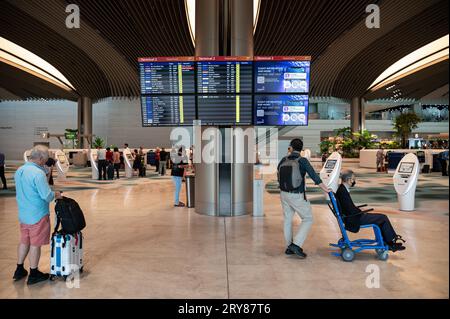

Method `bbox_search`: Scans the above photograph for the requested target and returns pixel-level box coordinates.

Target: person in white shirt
[96,147,107,180]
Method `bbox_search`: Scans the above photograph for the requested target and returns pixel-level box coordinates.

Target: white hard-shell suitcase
[50,232,84,280]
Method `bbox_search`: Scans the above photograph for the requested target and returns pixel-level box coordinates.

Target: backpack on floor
[55,197,86,234]
[278,157,303,192]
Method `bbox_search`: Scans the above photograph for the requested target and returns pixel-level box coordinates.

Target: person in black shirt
[159,148,169,176]
[45,157,56,186]
[0,152,7,190]
[335,170,405,252]
[132,149,142,177]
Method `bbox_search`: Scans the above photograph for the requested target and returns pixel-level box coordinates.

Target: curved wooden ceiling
[0,0,448,101]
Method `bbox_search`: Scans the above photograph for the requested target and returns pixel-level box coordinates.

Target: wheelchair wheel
[377,250,389,261]
[341,249,355,262]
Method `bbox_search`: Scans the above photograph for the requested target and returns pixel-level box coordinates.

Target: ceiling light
[0,37,75,91]
[368,34,449,92]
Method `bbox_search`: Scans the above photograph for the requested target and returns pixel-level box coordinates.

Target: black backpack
[54,197,86,234]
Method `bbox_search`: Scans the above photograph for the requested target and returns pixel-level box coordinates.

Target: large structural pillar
[77,97,93,149]
[351,97,365,132]
[194,0,254,217]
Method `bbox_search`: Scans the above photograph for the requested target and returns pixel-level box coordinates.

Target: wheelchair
[327,192,390,262]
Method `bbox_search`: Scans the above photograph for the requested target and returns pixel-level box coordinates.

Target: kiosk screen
[398,162,415,174]
[325,160,337,170]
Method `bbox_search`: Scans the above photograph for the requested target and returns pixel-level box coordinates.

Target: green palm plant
[393,113,422,148]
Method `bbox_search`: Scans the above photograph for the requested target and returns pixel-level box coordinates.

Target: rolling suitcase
[50,231,83,280]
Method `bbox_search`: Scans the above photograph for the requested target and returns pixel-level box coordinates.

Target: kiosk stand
[253,164,264,217]
[393,153,419,211]
[89,149,99,180]
[301,149,312,161]
[320,152,342,193]
[123,149,134,178]
[54,150,70,180]
[23,150,31,163]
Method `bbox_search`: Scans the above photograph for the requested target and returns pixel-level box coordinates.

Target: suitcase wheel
[80,266,84,274]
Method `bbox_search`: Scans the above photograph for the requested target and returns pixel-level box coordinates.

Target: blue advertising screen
[255,60,310,94]
[255,95,309,126]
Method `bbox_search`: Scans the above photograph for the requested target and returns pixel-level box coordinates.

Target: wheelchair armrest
[361,208,374,213]
[357,204,368,208]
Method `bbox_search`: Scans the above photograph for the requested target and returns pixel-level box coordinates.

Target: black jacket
[335,184,364,233]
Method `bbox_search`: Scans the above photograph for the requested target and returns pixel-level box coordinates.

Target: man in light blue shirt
[13,145,62,285]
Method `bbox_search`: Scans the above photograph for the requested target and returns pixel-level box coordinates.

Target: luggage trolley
[327,192,390,262]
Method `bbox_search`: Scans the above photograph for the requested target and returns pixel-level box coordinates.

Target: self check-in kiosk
[320,152,342,193]
[54,150,69,180]
[301,149,312,161]
[89,149,99,180]
[23,150,31,163]
[123,148,134,178]
[393,153,419,211]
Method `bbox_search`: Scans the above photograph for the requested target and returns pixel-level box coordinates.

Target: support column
[351,97,365,132]
[194,0,254,217]
[77,97,93,149]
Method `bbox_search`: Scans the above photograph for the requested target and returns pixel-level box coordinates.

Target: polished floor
[0,164,448,299]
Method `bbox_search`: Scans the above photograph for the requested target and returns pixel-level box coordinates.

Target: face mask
[351,181,356,187]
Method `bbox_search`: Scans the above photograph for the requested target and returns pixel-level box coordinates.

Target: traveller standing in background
[438,149,449,176]
[155,147,161,173]
[277,138,331,259]
[97,146,107,180]
[171,146,188,207]
[0,151,7,190]
[159,148,169,176]
[113,147,121,179]
[106,147,114,164]
[13,145,62,285]
[133,149,142,177]
[376,147,385,172]
[44,157,56,186]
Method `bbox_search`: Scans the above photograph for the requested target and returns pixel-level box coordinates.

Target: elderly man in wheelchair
[334,170,406,253]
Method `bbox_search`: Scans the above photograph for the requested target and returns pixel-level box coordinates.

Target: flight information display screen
[141,95,196,127]
[197,56,253,94]
[197,95,252,126]
[254,94,309,126]
[138,57,195,95]
[254,56,311,94]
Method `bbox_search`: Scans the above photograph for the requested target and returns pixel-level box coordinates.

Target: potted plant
[393,113,422,148]
[93,136,105,149]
